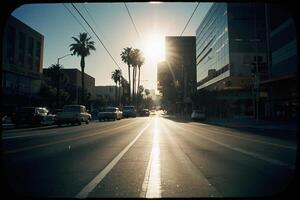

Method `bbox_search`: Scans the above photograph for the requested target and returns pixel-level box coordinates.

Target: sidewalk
[205,118,298,132]
[164,114,298,132]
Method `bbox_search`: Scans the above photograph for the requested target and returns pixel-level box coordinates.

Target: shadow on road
[163,116,297,141]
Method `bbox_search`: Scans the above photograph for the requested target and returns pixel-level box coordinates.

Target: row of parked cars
[10,105,150,127]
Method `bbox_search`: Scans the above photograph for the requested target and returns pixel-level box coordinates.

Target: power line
[62,3,92,37]
[80,3,107,42]
[70,3,121,70]
[180,2,200,36]
[124,2,141,39]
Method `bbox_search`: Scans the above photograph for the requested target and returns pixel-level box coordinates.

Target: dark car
[11,107,49,126]
[122,106,137,118]
[139,109,150,117]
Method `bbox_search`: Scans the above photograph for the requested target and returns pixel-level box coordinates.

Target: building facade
[158,36,196,114]
[95,85,123,105]
[2,15,44,113]
[196,3,269,118]
[43,68,96,104]
[260,4,298,121]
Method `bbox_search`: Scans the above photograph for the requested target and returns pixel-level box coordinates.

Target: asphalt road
[2,115,298,198]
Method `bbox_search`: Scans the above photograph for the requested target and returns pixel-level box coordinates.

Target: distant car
[191,110,206,121]
[122,106,137,118]
[139,109,150,117]
[11,107,49,126]
[56,105,91,126]
[98,107,122,121]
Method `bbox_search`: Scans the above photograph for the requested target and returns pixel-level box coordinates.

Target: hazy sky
[11,2,212,90]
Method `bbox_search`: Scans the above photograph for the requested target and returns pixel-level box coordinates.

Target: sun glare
[142,32,165,64]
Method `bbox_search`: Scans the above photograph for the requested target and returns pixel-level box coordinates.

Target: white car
[56,105,91,126]
[41,114,56,125]
[98,107,122,121]
[191,110,206,121]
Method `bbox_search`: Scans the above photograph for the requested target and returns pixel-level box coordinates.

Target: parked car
[191,110,206,121]
[11,107,49,126]
[41,114,56,126]
[122,106,137,118]
[55,105,91,126]
[98,107,122,121]
[139,109,150,117]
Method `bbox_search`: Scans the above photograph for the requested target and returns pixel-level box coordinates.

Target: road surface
[2,115,297,197]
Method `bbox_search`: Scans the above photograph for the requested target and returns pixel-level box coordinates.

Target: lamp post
[56,53,73,108]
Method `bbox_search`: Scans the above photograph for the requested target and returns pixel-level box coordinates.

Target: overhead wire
[180,2,200,36]
[124,2,141,39]
[62,3,92,38]
[70,3,122,70]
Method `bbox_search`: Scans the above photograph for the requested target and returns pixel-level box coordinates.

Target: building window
[18,32,26,66]
[27,37,34,69]
[7,26,16,65]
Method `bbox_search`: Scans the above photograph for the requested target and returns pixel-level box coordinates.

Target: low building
[2,15,44,114]
[43,68,96,104]
[95,85,123,105]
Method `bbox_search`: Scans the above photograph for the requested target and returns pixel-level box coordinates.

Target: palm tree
[69,32,96,105]
[111,69,122,106]
[48,63,63,108]
[131,49,144,107]
[136,53,145,101]
[120,47,133,104]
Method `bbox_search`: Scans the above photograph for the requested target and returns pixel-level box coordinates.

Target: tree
[111,69,122,106]
[145,89,150,97]
[120,47,133,103]
[48,63,63,108]
[131,48,145,106]
[69,32,96,105]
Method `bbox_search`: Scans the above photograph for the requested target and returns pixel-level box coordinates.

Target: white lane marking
[75,119,153,199]
[2,120,137,140]
[168,120,296,170]
[145,118,161,198]
[4,121,141,155]
[187,123,297,150]
[160,120,221,197]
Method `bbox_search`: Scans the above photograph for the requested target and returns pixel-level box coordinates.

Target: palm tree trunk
[128,64,131,104]
[81,56,85,105]
[115,83,117,106]
[137,66,141,109]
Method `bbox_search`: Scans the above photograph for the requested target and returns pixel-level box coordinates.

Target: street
[2,115,297,198]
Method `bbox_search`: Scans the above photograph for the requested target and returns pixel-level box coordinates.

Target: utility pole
[56,53,73,108]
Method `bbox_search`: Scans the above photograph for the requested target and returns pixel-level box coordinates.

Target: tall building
[260,4,298,121]
[43,68,96,104]
[196,3,269,117]
[157,36,196,114]
[2,15,44,113]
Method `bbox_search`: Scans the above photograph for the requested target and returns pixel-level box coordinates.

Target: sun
[142,32,165,63]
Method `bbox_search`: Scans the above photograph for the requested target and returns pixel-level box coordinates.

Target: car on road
[40,114,57,126]
[11,107,49,126]
[56,105,91,126]
[122,106,137,118]
[139,109,150,117]
[98,107,122,121]
[191,110,206,121]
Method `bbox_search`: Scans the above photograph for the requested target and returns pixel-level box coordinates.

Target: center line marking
[75,119,153,199]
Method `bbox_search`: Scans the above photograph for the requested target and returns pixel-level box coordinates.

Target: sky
[11,2,212,91]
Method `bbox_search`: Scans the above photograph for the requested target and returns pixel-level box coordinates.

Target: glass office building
[196,3,269,117]
[196,3,268,91]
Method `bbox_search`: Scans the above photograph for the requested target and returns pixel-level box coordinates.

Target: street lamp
[56,53,73,108]
[57,53,73,65]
